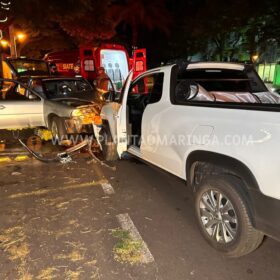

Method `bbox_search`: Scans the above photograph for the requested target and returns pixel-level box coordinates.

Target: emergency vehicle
[44,44,146,90]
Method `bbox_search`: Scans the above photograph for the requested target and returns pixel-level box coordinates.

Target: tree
[7,0,117,51]
[109,0,171,46]
[187,0,280,62]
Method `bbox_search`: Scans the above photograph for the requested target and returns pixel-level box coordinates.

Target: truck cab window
[127,72,164,147]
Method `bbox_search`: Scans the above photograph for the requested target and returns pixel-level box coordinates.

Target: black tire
[50,116,69,145]
[194,175,264,257]
[99,127,118,161]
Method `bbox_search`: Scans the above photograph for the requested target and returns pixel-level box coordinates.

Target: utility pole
[9,24,17,57]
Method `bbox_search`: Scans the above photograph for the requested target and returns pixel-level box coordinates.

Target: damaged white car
[0,77,102,142]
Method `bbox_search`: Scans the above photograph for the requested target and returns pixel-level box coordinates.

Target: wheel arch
[186,150,261,226]
[186,150,260,192]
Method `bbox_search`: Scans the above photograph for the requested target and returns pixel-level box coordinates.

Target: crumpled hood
[50,93,97,107]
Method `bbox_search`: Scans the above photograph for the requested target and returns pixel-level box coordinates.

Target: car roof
[186,62,245,71]
[6,57,46,63]
[28,76,85,81]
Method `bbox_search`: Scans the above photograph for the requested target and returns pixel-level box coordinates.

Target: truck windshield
[9,59,50,76]
[42,79,93,99]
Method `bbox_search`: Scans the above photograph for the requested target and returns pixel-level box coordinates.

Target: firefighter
[94,67,110,101]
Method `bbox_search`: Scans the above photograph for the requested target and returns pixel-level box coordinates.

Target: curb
[0,155,30,163]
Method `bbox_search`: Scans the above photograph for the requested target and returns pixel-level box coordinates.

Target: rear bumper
[250,189,280,241]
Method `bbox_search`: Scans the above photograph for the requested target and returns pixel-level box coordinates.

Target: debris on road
[11,171,22,176]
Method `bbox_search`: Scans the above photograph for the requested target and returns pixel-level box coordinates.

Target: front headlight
[71,107,97,125]
[71,109,83,117]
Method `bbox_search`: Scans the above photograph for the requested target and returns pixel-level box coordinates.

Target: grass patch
[111,229,143,265]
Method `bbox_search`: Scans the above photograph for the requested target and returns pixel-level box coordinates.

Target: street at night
[0,145,279,279]
[1,0,280,279]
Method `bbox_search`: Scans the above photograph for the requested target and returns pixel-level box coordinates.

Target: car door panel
[0,100,44,129]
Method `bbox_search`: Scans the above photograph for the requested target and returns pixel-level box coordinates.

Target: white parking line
[101,182,115,195]
[116,213,154,264]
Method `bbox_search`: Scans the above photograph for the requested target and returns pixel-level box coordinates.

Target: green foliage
[4,0,280,62]
[111,228,143,264]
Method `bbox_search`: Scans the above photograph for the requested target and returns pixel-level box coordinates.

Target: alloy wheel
[199,189,238,244]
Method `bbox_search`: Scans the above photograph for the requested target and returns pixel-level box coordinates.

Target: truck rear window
[174,67,280,104]
[179,69,267,93]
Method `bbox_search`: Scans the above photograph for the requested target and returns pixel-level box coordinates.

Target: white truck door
[116,71,134,156]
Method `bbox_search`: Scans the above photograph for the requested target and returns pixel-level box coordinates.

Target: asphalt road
[0,147,279,280]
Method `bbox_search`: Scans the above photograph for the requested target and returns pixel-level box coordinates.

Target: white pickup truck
[98,62,280,257]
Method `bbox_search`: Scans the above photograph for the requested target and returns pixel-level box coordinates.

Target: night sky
[0,0,279,66]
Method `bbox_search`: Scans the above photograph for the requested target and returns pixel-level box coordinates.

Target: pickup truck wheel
[50,116,69,145]
[194,175,264,257]
[100,128,118,161]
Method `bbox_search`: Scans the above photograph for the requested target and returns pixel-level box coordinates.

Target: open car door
[116,71,134,156]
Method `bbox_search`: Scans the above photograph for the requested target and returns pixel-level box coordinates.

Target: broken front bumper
[64,118,94,134]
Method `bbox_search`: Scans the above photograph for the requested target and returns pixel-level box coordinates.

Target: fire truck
[44,44,147,90]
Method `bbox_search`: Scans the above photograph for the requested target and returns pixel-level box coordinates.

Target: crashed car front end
[65,104,102,134]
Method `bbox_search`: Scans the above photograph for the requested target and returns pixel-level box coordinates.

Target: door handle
[0,105,5,110]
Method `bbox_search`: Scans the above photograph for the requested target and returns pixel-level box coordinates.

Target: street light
[11,32,26,57]
[251,54,259,63]
[0,39,9,48]
[16,32,26,41]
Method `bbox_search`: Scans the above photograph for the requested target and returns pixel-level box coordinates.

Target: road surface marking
[0,157,12,163]
[6,180,108,199]
[116,213,154,264]
[101,182,115,195]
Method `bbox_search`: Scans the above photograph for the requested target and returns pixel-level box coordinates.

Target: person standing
[94,67,110,100]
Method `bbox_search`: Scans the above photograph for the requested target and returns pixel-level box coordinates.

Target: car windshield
[42,79,93,99]
[9,59,50,76]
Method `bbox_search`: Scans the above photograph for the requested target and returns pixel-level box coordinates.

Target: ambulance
[44,44,146,90]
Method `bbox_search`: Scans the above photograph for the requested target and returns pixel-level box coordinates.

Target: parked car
[0,76,105,142]
[96,62,280,257]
